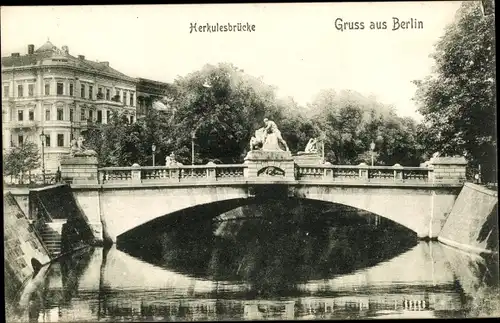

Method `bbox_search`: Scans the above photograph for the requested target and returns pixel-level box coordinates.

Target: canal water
[9,200,500,321]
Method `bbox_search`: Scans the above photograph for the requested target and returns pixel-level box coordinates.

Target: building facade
[136,77,175,117]
[2,42,138,173]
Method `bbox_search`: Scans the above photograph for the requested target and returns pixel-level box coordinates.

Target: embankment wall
[438,183,498,254]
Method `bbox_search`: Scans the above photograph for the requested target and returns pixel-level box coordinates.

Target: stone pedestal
[244,150,295,181]
[60,156,99,184]
[293,152,323,165]
[428,156,467,184]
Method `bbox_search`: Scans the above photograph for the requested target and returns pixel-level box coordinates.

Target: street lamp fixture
[191,131,196,165]
[152,144,156,167]
[40,132,47,184]
[370,141,376,167]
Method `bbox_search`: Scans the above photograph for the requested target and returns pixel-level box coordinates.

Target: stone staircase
[39,221,65,258]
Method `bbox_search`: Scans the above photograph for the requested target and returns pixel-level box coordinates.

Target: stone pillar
[428,156,467,184]
[244,150,295,181]
[131,163,142,184]
[60,156,99,184]
[243,160,250,178]
[170,167,180,182]
[393,163,403,180]
[359,163,368,179]
[206,162,216,180]
[323,161,333,179]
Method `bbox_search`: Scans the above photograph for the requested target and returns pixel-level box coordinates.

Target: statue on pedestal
[71,136,97,157]
[304,138,319,154]
[250,128,267,151]
[165,152,182,167]
[249,118,289,152]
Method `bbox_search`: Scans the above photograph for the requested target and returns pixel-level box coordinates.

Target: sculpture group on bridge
[304,138,319,154]
[70,136,97,157]
[165,152,183,167]
[250,118,290,152]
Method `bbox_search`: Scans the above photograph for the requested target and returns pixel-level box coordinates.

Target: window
[122,92,125,103]
[3,85,9,98]
[81,84,85,98]
[17,84,23,97]
[57,134,64,147]
[45,135,51,147]
[106,89,110,101]
[106,110,111,122]
[69,84,74,96]
[130,115,134,124]
[57,83,64,95]
[130,93,134,106]
[45,109,51,121]
[89,110,93,121]
[88,85,93,99]
[45,83,50,96]
[28,84,34,97]
[70,132,74,141]
[18,135,23,146]
[97,110,102,123]
[70,109,74,122]
[81,109,86,121]
[57,108,64,121]
[18,110,23,121]
[29,110,34,121]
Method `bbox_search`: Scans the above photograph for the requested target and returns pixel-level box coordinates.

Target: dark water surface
[10,201,500,321]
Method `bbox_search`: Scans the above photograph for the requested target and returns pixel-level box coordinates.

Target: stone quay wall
[438,182,498,254]
[4,192,51,306]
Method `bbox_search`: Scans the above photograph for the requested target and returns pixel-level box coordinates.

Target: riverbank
[438,182,498,255]
[4,185,98,318]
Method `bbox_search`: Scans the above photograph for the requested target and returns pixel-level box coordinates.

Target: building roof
[35,40,57,53]
[1,41,135,82]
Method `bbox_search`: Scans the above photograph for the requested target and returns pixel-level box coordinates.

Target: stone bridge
[62,152,467,244]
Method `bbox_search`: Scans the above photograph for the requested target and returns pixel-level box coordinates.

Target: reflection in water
[9,201,500,321]
[119,200,418,295]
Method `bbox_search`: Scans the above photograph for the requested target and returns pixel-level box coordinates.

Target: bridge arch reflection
[116,198,419,293]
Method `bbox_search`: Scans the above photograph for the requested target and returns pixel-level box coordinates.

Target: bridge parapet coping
[89,155,466,186]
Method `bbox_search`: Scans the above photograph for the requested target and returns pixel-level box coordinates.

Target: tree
[413,2,496,181]
[3,141,41,184]
[308,90,423,166]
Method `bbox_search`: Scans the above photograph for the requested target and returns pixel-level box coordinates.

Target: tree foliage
[413,2,496,181]
[85,62,426,168]
[3,141,41,184]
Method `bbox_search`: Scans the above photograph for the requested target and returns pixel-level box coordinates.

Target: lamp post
[191,131,196,165]
[370,141,375,167]
[40,131,46,184]
[152,144,156,167]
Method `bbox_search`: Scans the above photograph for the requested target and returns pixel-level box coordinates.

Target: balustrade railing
[296,164,432,183]
[98,164,248,184]
[97,163,433,185]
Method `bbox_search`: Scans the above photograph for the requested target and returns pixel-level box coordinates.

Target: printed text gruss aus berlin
[334,17,424,31]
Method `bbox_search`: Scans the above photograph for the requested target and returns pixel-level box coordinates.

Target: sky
[1,2,464,120]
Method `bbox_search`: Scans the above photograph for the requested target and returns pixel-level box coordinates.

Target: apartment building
[2,41,138,172]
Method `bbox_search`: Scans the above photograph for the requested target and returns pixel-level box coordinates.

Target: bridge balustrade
[98,163,433,185]
[98,164,248,184]
[296,164,432,183]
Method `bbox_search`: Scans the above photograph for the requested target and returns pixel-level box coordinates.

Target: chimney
[61,45,69,55]
[28,44,34,55]
[78,55,85,60]
[11,53,20,57]
[101,61,109,67]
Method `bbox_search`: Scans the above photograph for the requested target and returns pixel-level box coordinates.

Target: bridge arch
[116,195,421,247]
[91,184,459,243]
